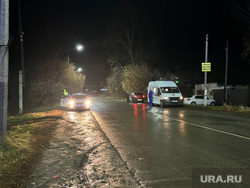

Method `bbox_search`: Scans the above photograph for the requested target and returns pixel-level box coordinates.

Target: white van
[147,81,184,107]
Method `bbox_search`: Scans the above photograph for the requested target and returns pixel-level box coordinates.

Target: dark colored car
[128,93,146,103]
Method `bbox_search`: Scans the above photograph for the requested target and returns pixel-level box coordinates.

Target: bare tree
[106,6,157,65]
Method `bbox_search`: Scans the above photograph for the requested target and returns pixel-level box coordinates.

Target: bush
[24,58,86,110]
[122,63,154,94]
[25,79,64,109]
[107,71,125,97]
[222,104,250,113]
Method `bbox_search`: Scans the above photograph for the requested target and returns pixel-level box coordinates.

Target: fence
[213,86,250,106]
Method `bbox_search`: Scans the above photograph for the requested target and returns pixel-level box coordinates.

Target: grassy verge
[0,110,64,188]
[185,104,250,114]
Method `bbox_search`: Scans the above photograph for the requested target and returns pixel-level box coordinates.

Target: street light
[77,67,82,72]
[76,44,84,52]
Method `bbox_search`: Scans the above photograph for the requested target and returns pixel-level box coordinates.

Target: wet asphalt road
[90,97,250,187]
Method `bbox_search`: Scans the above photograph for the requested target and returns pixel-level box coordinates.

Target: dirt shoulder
[26,110,139,187]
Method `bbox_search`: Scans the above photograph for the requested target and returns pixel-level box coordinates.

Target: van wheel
[160,100,164,108]
[191,102,196,105]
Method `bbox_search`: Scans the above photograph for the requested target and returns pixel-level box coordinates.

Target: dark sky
[9,0,249,86]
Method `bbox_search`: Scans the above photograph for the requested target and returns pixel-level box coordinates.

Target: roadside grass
[185,104,250,114]
[0,110,64,188]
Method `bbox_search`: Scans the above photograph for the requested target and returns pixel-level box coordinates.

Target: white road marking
[129,105,250,140]
[167,116,250,141]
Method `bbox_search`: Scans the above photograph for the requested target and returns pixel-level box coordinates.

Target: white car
[184,95,216,106]
[60,93,91,110]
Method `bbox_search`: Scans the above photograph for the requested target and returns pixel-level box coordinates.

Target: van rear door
[153,87,161,105]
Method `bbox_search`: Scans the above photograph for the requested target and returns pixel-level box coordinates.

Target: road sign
[202,62,211,72]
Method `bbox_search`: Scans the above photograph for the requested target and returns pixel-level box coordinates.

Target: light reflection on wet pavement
[27,110,139,187]
[91,97,250,187]
[27,97,250,187]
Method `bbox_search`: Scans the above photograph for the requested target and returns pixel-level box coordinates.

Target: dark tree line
[8,57,86,113]
[230,0,250,63]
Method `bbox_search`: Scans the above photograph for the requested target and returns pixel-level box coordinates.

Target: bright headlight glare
[85,100,91,105]
[164,97,169,100]
[69,100,75,105]
[180,96,183,100]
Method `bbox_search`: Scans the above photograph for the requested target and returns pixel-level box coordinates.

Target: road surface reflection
[132,103,147,132]
[148,107,187,137]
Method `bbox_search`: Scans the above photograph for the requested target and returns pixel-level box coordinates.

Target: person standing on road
[149,89,153,106]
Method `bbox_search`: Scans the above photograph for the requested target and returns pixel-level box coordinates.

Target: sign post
[203,34,209,106]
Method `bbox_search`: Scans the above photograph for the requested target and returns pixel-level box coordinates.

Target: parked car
[127,93,146,103]
[60,93,91,110]
[184,95,216,106]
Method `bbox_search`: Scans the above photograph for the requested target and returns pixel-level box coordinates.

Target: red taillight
[187,99,190,101]
[143,95,145,98]
[134,95,137,98]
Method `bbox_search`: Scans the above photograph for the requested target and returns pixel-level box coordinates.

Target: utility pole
[223,39,229,105]
[18,0,24,114]
[204,34,209,106]
[0,0,9,142]
[19,71,23,114]
[18,0,25,86]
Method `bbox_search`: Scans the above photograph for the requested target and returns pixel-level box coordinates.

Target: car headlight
[68,100,75,105]
[85,100,91,105]
[164,97,169,100]
[180,96,183,100]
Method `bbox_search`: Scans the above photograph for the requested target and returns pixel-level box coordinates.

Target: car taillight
[134,95,137,98]
[187,99,190,101]
[143,95,145,98]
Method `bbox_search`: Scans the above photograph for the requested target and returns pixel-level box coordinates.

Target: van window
[153,87,157,94]
[161,87,179,93]
[158,88,161,95]
[195,95,203,99]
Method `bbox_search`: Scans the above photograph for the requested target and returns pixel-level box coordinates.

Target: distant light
[76,44,84,51]
[100,89,108,91]
[77,67,82,72]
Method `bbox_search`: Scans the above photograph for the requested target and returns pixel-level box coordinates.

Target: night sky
[9,0,249,86]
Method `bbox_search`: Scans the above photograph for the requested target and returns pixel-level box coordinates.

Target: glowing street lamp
[76,44,84,52]
[77,67,82,72]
